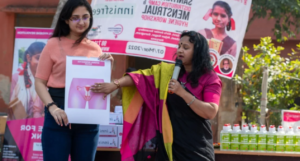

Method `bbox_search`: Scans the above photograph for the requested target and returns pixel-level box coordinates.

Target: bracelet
[113,79,121,88]
[187,96,196,106]
[46,102,57,110]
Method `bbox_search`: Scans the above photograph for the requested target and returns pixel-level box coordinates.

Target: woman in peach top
[35,0,113,160]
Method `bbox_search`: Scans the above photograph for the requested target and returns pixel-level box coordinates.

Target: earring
[226,21,231,31]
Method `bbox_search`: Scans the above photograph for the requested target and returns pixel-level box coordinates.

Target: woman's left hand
[168,79,185,96]
[99,53,114,65]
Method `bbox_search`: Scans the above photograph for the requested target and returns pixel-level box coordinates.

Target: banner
[3,27,52,161]
[90,0,252,78]
[282,110,300,131]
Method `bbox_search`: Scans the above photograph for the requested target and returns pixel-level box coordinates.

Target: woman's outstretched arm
[91,75,135,98]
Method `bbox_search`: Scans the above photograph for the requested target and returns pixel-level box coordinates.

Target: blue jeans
[42,88,99,161]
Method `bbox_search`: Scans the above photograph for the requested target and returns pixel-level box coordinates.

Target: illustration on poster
[68,78,108,110]
[199,1,237,57]
[9,42,45,120]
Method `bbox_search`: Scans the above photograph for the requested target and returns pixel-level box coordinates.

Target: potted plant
[234,37,300,127]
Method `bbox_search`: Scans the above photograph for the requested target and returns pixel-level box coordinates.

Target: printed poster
[65,56,111,124]
[282,110,300,131]
[90,0,252,78]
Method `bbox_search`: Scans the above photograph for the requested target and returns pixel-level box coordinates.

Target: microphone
[172,59,182,80]
[169,59,182,94]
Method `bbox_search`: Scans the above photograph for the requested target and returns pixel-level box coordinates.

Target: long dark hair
[212,1,233,31]
[51,0,93,44]
[179,31,213,87]
[23,42,46,88]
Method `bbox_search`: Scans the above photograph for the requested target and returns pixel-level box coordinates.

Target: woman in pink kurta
[92,31,222,161]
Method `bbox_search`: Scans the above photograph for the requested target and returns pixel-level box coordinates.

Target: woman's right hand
[91,82,118,99]
[49,105,69,126]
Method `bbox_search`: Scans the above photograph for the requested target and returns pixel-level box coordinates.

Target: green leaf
[243,46,250,52]
[277,46,285,51]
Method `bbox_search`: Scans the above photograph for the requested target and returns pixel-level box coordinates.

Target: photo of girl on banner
[199,1,237,57]
[9,42,45,120]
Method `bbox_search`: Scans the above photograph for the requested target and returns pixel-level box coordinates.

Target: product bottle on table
[230,124,241,151]
[248,125,258,151]
[267,125,277,152]
[276,125,286,153]
[240,124,249,151]
[257,125,267,152]
[220,124,232,151]
[295,126,300,153]
[285,126,296,153]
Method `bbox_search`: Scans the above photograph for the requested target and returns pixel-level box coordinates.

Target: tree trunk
[260,66,268,125]
[51,0,68,28]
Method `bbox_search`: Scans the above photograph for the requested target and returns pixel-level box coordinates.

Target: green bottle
[248,125,258,151]
[295,126,300,153]
[257,125,267,152]
[266,125,277,152]
[285,126,295,153]
[240,124,249,151]
[220,124,231,151]
[230,124,241,151]
[276,125,286,153]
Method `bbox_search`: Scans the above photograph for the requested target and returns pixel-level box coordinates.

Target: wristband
[46,102,57,110]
